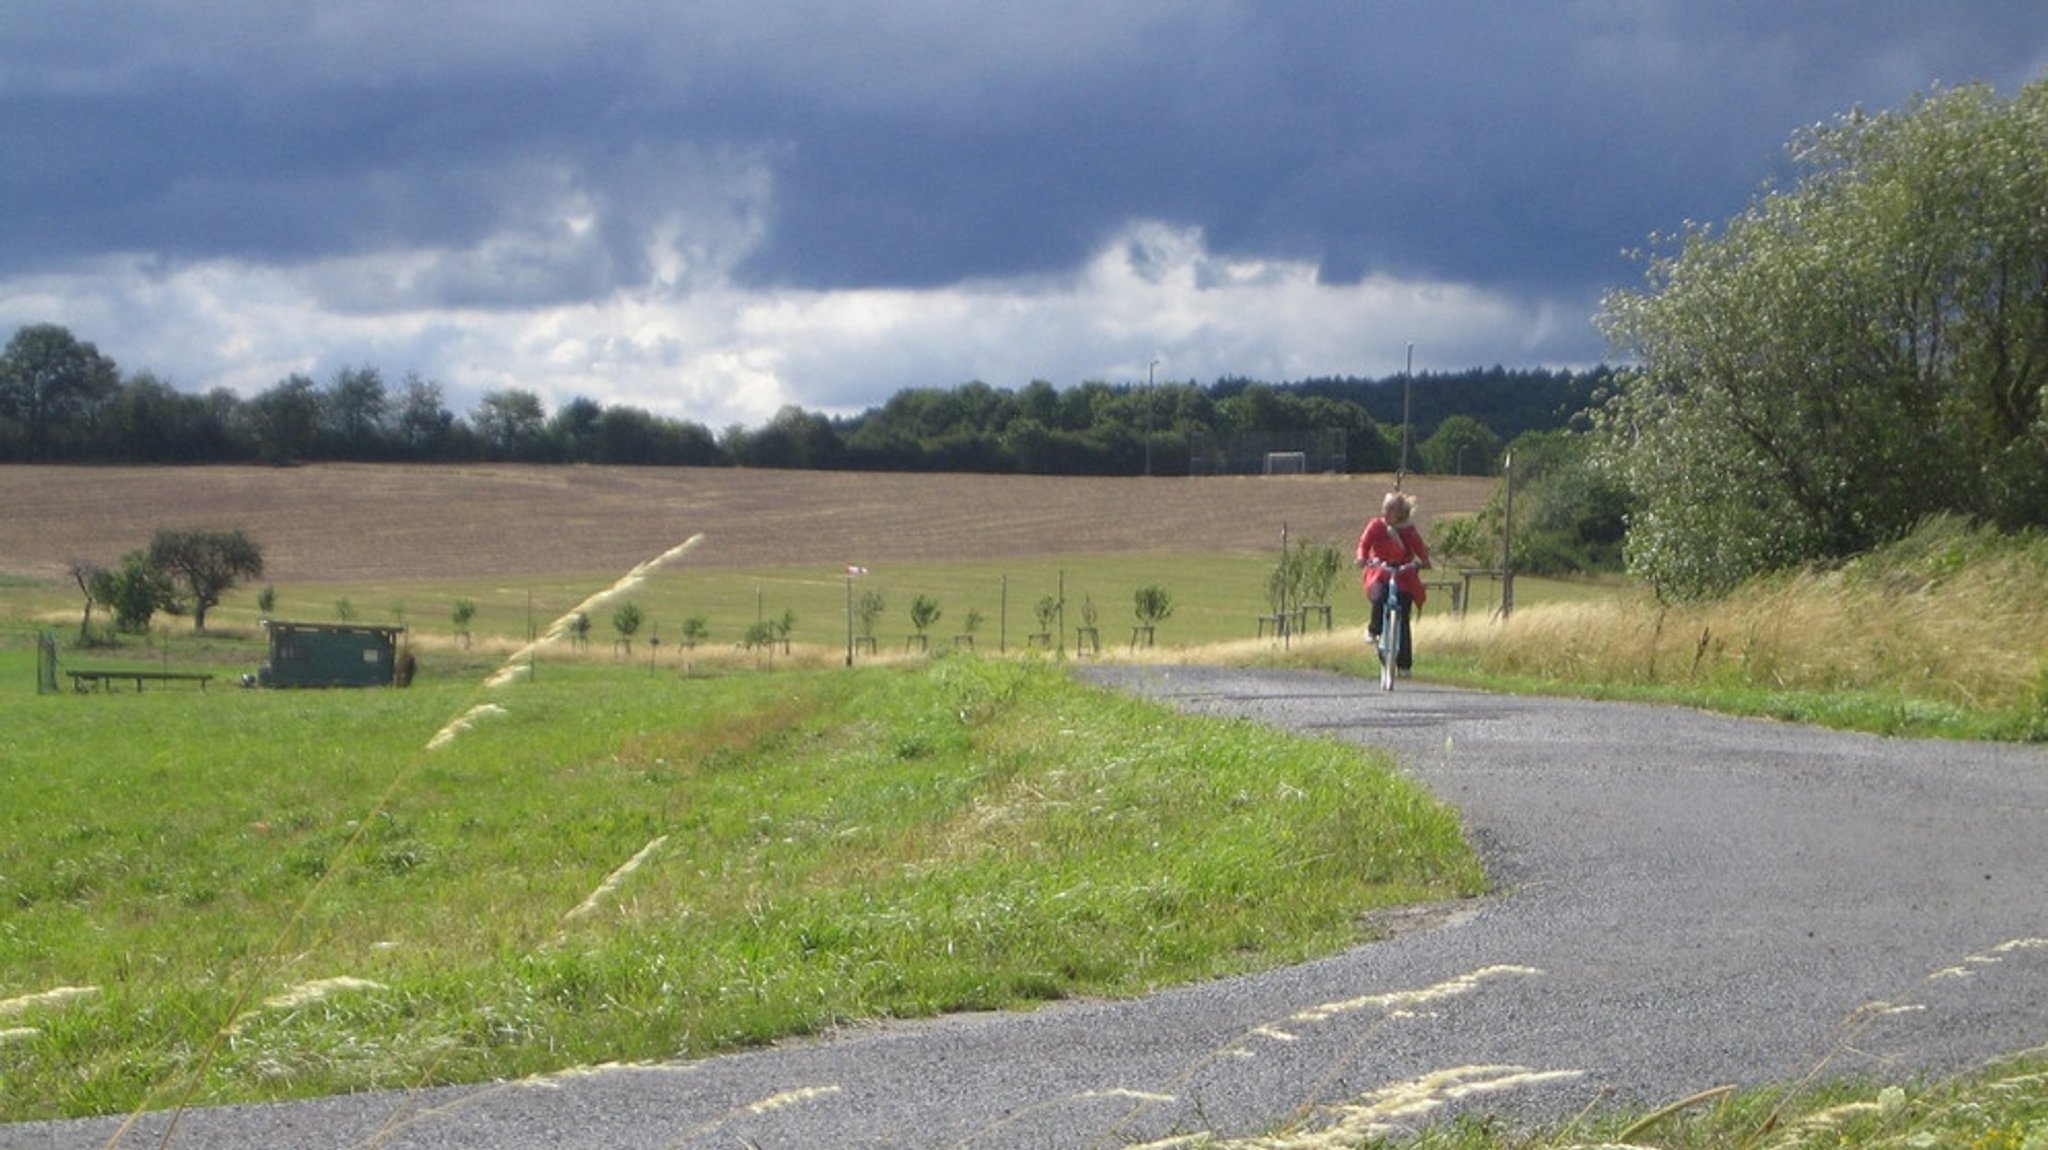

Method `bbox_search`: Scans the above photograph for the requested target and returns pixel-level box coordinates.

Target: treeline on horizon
[0,322,1609,477]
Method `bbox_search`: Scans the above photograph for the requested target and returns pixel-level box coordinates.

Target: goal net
[1188,429,1347,475]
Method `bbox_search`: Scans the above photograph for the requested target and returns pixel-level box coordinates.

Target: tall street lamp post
[1144,358,1158,477]
[1398,341,1414,489]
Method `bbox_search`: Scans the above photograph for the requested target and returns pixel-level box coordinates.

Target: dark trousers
[1369,595,1414,670]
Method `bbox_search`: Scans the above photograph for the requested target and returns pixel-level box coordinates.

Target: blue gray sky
[4,2,2046,429]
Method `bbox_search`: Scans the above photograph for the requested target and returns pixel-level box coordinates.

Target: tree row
[0,324,1606,478]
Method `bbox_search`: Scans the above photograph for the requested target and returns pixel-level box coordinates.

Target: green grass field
[8,517,2044,1141]
[0,634,1481,1121]
[3,548,1608,676]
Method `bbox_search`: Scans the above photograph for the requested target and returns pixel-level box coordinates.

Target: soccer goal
[1263,451,1308,475]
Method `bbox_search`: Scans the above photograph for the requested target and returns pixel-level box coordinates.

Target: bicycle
[1367,560,1417,691]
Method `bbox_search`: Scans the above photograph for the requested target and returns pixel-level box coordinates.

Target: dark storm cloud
[1,2,2045,425]
[6,2,2045,302]
[728,2,2048,299]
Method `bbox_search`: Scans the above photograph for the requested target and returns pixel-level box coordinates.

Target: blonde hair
[1382,492,1415,517]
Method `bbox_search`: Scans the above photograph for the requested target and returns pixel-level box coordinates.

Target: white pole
[1398,341,1414,489]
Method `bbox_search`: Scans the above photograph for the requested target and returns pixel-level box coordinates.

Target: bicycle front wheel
[1379,600,1400,691]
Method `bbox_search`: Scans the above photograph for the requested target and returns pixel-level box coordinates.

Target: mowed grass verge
[0,643,1481,1121]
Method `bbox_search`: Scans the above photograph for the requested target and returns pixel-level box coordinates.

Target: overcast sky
[4,2,2046,430]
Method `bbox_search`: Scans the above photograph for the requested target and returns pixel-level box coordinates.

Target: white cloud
[1,217,1577,432]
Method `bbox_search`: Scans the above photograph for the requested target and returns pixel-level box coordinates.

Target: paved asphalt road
[8,669,2047,1149]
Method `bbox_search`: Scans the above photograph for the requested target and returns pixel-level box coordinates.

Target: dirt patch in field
[0,465,1492,583]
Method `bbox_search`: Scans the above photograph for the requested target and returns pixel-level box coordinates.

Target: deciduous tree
[612,602,644,654]
[247,375,321,464]
[322,366,389,458]
[1598,81,2048,597]
[0,324,118,459]
[474,388,548,460]
[148,528,264,631]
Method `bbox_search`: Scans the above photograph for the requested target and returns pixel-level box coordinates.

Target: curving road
[9,669,2048,1149]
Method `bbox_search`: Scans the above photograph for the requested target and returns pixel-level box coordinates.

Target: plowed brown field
[0,465,1491,583]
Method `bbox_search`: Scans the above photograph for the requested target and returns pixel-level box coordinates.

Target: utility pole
[1397,341,1414,489]
[1500,449,1516,619]
[1144,358,1158,477]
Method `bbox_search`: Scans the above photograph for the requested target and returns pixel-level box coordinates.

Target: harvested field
[0,465,1492,583]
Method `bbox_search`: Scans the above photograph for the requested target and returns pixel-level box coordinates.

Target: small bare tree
[67,559,106,642]
[1032,594,1061,645]
[857,589,886,642]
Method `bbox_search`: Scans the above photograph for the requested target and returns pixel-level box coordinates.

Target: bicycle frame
[1378,577,1403,691]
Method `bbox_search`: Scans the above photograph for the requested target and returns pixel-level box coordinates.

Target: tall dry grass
[1423,517,2048,735]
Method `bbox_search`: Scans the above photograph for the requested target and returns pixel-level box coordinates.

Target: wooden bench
[69,669,215,693]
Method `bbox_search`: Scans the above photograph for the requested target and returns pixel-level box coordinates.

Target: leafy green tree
[594,404,665,464]
[549,396,605,461]
[394,373,456,459]
[1133,585,1174,626]
[106,371,214,462]
[856,589,886,641]
[322,365,389,458]
[613,602,644,654]
[247,374,322,464]
[1298,540,1345,608]
[1598,81,2048,596]
[1507,430,1631,574]
[0,324,119,459]
[147,528,264,631]
[1032,594,1061,640]
[908,593,941,637]
[104,551,176,633]
[680,615,710,649]
[1420,415,1503,476]
[473,388,549,460]
[1432,514,1495,572]
[451,599,477,648]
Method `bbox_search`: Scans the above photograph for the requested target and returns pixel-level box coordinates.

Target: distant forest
[0,322,1610,477]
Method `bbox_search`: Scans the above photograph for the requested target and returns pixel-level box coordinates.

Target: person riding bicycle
[1356,491,1432,674]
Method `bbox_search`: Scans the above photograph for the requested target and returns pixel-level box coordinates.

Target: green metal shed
[254,621,410,688]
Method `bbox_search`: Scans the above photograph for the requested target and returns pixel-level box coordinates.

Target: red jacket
[1357,516,1431,605]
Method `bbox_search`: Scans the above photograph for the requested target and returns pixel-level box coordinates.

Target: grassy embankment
[0,630,1480,1122]
[1285,515,2048,743]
